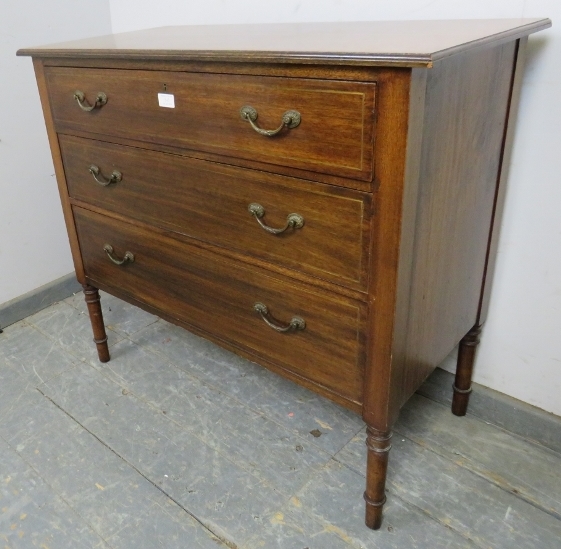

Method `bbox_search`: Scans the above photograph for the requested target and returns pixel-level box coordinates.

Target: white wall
[0,0,112,304]
[109,0,561,416]
[109,0,549,28]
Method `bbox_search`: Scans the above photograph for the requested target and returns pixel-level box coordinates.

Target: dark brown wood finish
[362,66,421,429]
[59,126,374,192]
[42,60,387,192]
[82,284,109,362]
[60,134,372,291]
[451,40,528,419]
[17,19,550,67]
[69,197,368,302]
[477,37,528,324]
[46,67,376,181]
[32,59,86,282]
[74,206,366,406]
[22,20,550,531]
[361,39,526,527]
[40,58,389,79]
[364,427,393,529]
[389,40,520,420]
[452,324,483,416]
[89,275,364,414]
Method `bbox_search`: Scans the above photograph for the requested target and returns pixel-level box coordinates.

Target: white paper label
[157,93,175,108]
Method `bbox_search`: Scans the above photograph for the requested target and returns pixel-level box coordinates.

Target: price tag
[157,93,175,108]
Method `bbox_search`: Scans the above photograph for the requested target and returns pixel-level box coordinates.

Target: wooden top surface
[18,19,551,67]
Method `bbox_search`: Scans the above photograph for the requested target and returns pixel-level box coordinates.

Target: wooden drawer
[74,206,365,404]
[62,135,371,290]
[46,66,376,181]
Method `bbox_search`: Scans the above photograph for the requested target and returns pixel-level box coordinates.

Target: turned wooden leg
[452,324,482,416]
[82,284,110,363]
[364,427,392,530]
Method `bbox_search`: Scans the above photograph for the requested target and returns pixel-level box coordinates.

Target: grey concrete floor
[1,291,560,549]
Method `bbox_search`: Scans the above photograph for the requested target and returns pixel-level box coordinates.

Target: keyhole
[163,83,167,91]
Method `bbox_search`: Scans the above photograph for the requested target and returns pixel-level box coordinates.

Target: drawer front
[74,207,365,403]
[62,135,371,290]
[46,66,376,181]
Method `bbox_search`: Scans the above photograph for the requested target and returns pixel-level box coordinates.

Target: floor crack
[0,429,116,549]
[36,387,239,549]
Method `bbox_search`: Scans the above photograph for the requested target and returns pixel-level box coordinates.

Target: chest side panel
[396,40,519,411]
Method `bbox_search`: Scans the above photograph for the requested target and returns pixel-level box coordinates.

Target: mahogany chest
[19,18,551,529]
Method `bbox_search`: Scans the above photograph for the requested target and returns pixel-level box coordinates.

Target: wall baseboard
[0,273,81,330]
[419,367,561,455]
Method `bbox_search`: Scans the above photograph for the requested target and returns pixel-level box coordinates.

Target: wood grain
[90,276,363,413]
[452,324,482,416]
[32,59,86,282]
[40,57,387,81]
[477,37,528,324]
[82,284,110,362]
[69,198,369,302]
[74,206,367,404]
[393,41,518,416]
[361,67,418,430]
[46,67,376,181]
[364,427,392,529]
[60,134,372,291]
[18,19,550,67]
[22,19,549,531]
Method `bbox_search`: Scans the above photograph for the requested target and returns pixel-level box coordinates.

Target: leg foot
[82,284,110,363]
[452,324,482,416]
[364,427,392,530]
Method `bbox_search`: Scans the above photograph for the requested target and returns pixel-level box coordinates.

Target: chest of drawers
[19,18,550,529]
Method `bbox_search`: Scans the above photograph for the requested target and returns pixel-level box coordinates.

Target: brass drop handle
[89,165,122,186]
[240,106,301,136]
[74,90,107,112]
[248,203,304,235]
[103,244,134,266]
[253,302,306,333]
